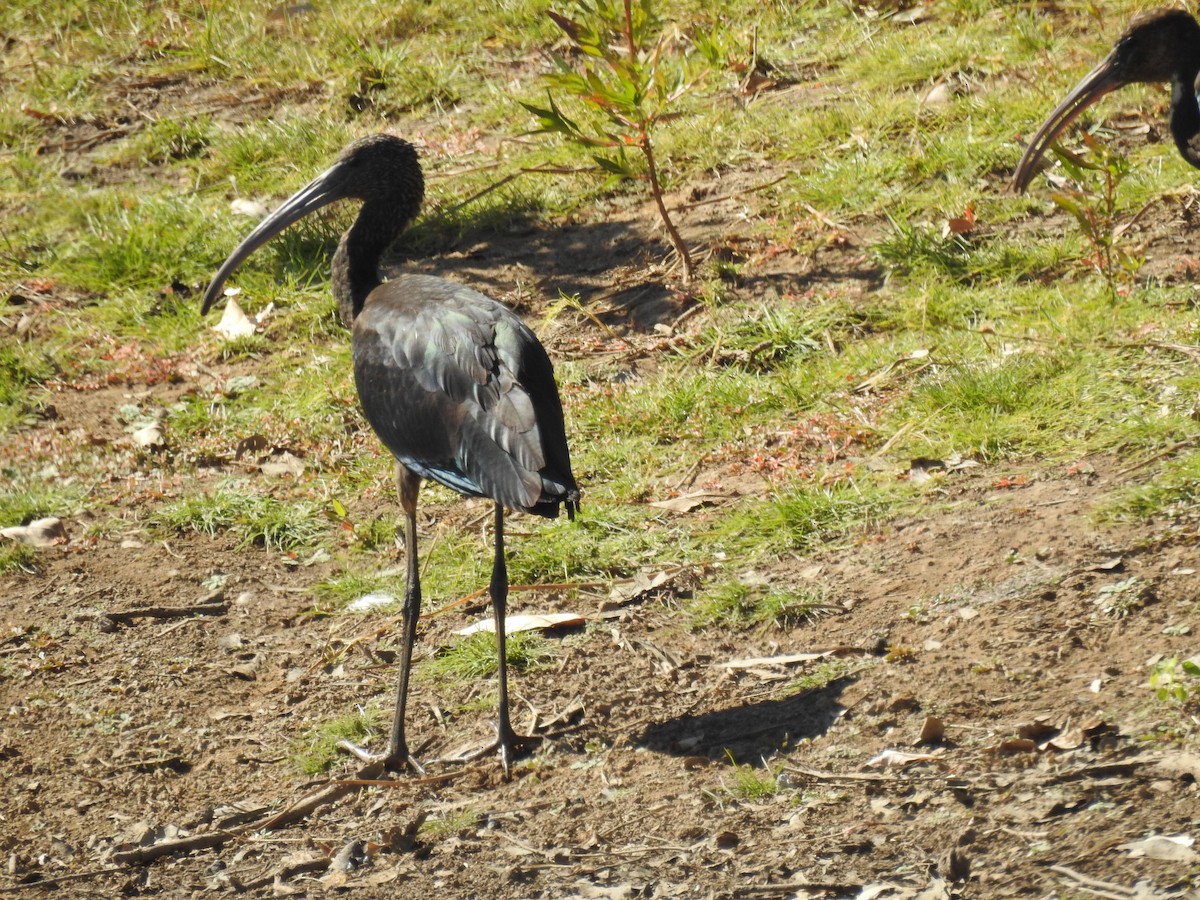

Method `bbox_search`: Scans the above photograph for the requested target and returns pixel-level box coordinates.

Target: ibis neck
[331,201,393,325]
[1171,64,1200,171]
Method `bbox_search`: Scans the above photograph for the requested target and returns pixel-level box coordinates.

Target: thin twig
[673,174,787,212]
[1047,864,1137,897]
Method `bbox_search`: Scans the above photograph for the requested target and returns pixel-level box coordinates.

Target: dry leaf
[260,450,305,478]
[1041,729,1084,752]
[865,749,941,769]
[716,651,833,669]
[1117,834,1197,862]
[362,866,404,886]
[606,569,673,606]
[649,490,728,513]
[454,612,584,636]
[212,296,256,339]
[942,203,975,238]
[922,82,952,107]
[916,716,945,745]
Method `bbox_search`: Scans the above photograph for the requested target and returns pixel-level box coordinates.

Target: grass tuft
[689,579,832,630]
[1098,451,1200,526]
[150,484,326,552]
[290,708,382,775]
[426,631,555,683]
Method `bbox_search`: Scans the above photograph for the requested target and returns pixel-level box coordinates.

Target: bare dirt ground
[4,84,1200,900]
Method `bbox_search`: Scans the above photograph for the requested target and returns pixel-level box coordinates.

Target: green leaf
[1049,192,1098,238]
[593,153,632,177]
[521,92,585,138]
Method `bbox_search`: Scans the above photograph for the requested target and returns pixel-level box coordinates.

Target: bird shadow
[385,192,682,331]
[635,676,852,767]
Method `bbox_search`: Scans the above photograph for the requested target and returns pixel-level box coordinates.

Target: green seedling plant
[1149,656,1200,704]
[689,579,832,630]
[724,750,784,801]
[420,807,481,838]
[524,0,698,282]
[1047,136,1143,301]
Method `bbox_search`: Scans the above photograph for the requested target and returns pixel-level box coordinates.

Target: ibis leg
[339,466,425,773]
[458,502,538,775]
[491,502,518,768]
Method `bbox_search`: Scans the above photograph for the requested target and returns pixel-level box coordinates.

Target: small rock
[217,633,246,651]
[132,422,165,449]
[1,517,67,547]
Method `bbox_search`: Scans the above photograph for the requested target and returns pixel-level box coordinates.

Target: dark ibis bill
[200,162,344,314]
[1011,51,1126,193]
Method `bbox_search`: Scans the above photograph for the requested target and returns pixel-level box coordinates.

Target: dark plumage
[202,134,579,773]
[1013,8,1200,192]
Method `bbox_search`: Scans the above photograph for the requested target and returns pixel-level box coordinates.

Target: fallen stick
[254,761,386,832]
[111,831,233,865]
[2,866,123,891]
[103,600,229,625]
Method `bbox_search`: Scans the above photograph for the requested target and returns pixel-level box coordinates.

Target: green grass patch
[0,541,39,575]
[723,750,784,801]
[425,631,555,684]
[0,342,57,433]
[150,483,326,552]
[420,807,482,838]
[689,579,832,631]
[792,658,861,694]
[1099,451,1200,525]
[290,708,382,775]
[722,480,899,557]
[311,570,404,615]
[0,485,84,528]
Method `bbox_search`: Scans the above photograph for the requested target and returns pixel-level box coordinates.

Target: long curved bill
[1011,51,1126,193]
[200,162,344,314]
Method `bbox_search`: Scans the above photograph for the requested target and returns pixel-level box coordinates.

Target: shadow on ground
[637,677,852,765]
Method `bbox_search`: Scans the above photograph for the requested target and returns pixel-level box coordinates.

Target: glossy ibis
[201,134,580,774]
[1013,8,1200,192]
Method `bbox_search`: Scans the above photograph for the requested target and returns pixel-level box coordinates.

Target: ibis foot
[336,738,426,775]
[448,725,540,777]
